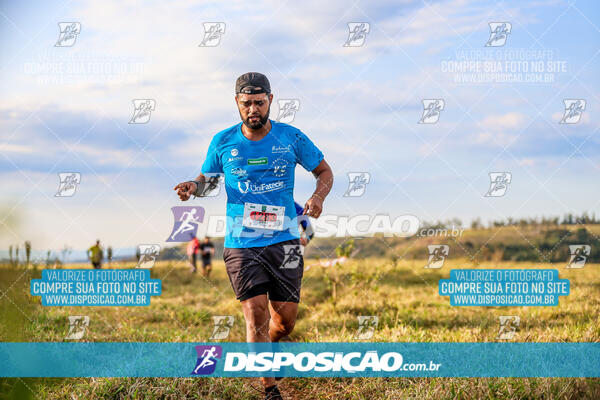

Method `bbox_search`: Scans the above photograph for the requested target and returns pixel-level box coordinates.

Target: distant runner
[199,237,215,278]
[187,236,200,273]
[174,72,333,400]
[86,239,103,269]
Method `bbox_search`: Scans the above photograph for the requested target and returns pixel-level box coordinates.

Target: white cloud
[0,143,36,154]
[481,112,527,130]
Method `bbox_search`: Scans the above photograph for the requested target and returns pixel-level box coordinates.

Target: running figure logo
[65,316,89,340]
[55,172,81,197]
[425,245,449,269]
[136,244,161,268]
[485,172,512,197]
[485,22,512,47]
[209,316,234,340]
[566,245,591,269]
[201,173,225,197]
[281,244,303,269]
[166,206,205,242]
[496,316,519,340]
[344,172,370,197]
[354,316,378,340]
[344,23,370,47]
[199,22,226,47]
[191,345,222,375]
[276,99,300,123]
[55,22,81,47]
[559,99,586,124]
[129,99,156,124]
[419,99,445,124]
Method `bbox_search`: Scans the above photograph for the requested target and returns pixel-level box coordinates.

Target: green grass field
[1,258,599,399]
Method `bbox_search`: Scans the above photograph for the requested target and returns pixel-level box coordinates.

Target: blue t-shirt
[201,120,324,248]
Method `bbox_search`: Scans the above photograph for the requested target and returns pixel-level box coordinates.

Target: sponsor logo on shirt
[273,159,289,177]
[238,180,284,194]
[226,148,243,162]
[272,145,291,153]
[231,167,248,178]
[247,157,268,166]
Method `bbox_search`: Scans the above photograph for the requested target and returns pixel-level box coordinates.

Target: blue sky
[1,0,599,253]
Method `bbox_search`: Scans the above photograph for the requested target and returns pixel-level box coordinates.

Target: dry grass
[1,258,599,399]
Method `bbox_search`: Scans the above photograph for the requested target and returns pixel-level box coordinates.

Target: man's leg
[189,254,197,273]
[268,300,298,384]
[241,293,277,389]
[266,239,303,342]
[268,300,298,342]
[224,247,282,396]
[203,262,212,278]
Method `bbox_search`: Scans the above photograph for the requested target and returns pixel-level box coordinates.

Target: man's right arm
[173,173,207,201]
[174,134,223,201]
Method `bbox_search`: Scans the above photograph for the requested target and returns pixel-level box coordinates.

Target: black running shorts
[223,239,304,303]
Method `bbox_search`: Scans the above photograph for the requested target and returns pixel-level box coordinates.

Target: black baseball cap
[235,72,271,94]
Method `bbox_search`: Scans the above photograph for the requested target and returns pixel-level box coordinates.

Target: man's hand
[304,195,323,218]
[305,159,332,219]
[174,181,197,201]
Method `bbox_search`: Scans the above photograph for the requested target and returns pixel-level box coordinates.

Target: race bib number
[242,203,285,231]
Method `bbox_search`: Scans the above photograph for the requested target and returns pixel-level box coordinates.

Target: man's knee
[273,317,295,335]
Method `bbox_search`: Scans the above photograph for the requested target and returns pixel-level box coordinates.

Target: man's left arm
[304,159,333,218]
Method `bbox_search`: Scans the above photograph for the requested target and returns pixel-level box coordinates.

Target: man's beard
[240,107,270,130]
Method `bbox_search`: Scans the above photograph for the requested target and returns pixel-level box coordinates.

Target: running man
[199,237,215,278]
[174,72,333,400]
[86,239,103,269]
[187,236,200,273]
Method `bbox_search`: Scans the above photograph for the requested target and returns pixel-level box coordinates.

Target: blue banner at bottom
[1,342,598,377]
